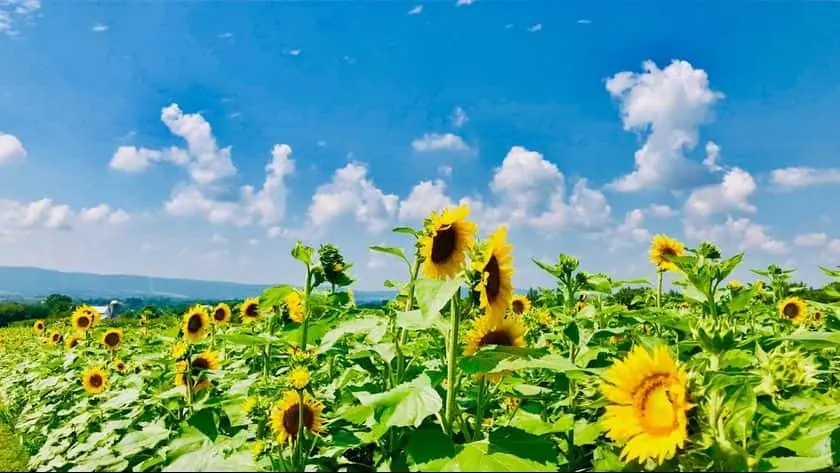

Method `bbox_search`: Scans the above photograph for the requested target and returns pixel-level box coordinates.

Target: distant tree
[0,302,50,327]
[42,294,73,318]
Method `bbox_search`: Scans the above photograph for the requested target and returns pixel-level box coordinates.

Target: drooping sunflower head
[182,305,210,343]
[419,204,478,280]
[728,280,743,289]
[240,297,260,324]
[270,391,325,444]
[71,306,97,331]
[649,234,685,273]
[33,320,45,335]
[288,366,311,390]
[175,350,220,392]
[101,328,124,350]
[65,334,83,350]
[211,303,232,325]
[82,366,108,395]
[600,345,692,466]
[113,359,127,373]
[472,225,515,320]
[778,297,808,325]
[510,295,531,316]
[49,331,63,345]
[285,291,305,324]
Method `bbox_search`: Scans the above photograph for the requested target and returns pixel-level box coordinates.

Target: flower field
[1,206,840,472]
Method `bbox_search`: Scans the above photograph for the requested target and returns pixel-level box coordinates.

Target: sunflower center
[104,332,120,346]
[214,308,226,321]
[245,304,259,318]
[782,303,799,319]
[635,373,681,436]
[511,300,525,314]
[117,363,125,371]
[187,314,204,333]
[89,374,103,388]
[483,255,501,301]
[661,247,677,258]
[78,316,90,328]
[191,357,210,378]
[52,334,61,342]
[430,225,458,263]
[69,339,78,348]
[282,403,315,437]
[478,329,514,347]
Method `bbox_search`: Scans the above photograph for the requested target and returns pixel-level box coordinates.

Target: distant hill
[0,266,395,303]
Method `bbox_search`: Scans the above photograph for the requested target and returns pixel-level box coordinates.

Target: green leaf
[100,388,142,411]
[405,425,457,465]
[369,244,409,265]
[113,420,170,458]
[317,316,388,354]
[783,332,840,349]
[760,455,832,472]
[532,259,564,279]
[291,240,313,266]
[392,226,421,237]
[188,407,219,442]
[831,428,840,466]
[459,346,546,374]
[573,419,603,446]
[218,333,281,346]
[395,309,446,333]
[508,410,573,436]
[563,322,580,345]
[414,441,555,472]
[353,374,443,429]
[592,445,624,472]
[414,276,463,323]
[488,427,558,465]
[259,284,295,311]
[164,446,257,472]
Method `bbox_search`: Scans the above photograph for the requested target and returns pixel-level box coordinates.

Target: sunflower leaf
[783,332,840,349]
[353,374,442,429]
[414,276,464,321]
[369,244,409,266]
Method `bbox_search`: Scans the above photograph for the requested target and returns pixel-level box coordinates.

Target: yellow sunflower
[170,340,188,360]
[48,331,63,345]
[82,366,108,395]
[243,396,260,416]
[288,366,311,390]
[175,350,220,393]
[510,295,531,316]
[728,280,743,289]
[811,310,824,326]
[536,309,553,328]
[270,390,325,444]
[649,235,685,273]
[778,297,808,324]
[32,319,45,335]
[113,359,127,373]
[240,297,260,324]
[101,328,124,350]
[71,306,97,332]
[211,303,232,325]
[285,291,305,323]
[65,334,83,350]
[464,312,527,382]
[419,204,478,280]
[601,345,692,466]
[182,305,210,343]
[472,225,515,321]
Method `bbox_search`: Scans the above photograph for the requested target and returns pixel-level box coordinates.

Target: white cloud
[770,166,840,190]
[455,0,474,5]
[411,133,470,153]
[0,0,40,36]
[267,226,289,239]
[284,49,301,56]
[408,5,423,15]
[829,239,840,254]
[316,139,327,147]
[577,19,591,24]
[218,32,233,39]
[109,146,168,172]
[0,198,72,231]
[399,180,453,222]
[684,217,787,255]
[528,23,543,32]
[211,233,228,244]
[108,209,130,224]
[79,204,112,223]
[684,167,756,216]
[248,238,259,246]
[794,232,828,247]
[607,209,651,251]
[160,103,237,185]
[92,23,108,32]
[437,165,453,178]
[606,60,724,192]
[702,141,722,173]
[648,204,677,218]
[0,133,26,164]
[308,162,399,232]
[530,179,611,231]
[451,106,469,128]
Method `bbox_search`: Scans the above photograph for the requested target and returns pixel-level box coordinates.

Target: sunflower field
[1,205,840,472]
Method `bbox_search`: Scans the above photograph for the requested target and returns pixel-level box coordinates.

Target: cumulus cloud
[794,232,829,247]
[0,0,40,36]
[528,23,543,32]
[408,5,422,15]
[702,141,722,173]
[606,60,724,192]
[0,197,129,242]
[0,132,26,164]
[648,204,677,218]
[411,133,470,152]
[451,106,469,128]
[770,166,840,190]
[606,209,651,251]
[399,180,453,222]
[684,217,787,255]
[79,204,131,224]
[308,162,399,232]
[684,168,756,217]
[455,0,474,5]
[92,23,108,32]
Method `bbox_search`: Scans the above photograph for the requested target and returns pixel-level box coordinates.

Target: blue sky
[2,0,840,291]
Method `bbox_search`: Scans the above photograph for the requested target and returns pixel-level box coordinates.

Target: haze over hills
[0,266,395,303]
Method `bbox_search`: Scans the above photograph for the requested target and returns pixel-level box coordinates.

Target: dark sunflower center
[815,311,823,320]
[782,303,799,319]
[483,255,501,301]
[89,374,103,388]
[214,308,226,321]
[245,304,259,318]
[36,323,43,329]
[282,403,315,436]
[191,357,210,378]
[78,316,90,328]
[187,314,204,333]
[661,247,677,258]
[511,300,525,314]
[69,339,78,348]
[104,332,120,346]
[117,363,125,371]
[52,334,61,343]
[430,225,458,264]
[479,329,514,347]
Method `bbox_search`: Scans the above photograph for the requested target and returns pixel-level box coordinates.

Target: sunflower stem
[294,389,306,470]
[473,376,487,440]
[396,256,421,384]
[656,271,664,310]
[444,290,461,438]
[300,266,313,350]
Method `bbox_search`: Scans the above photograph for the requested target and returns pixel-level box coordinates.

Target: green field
[1,233,839,472]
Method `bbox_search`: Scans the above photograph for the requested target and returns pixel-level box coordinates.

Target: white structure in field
[91,300,122,319]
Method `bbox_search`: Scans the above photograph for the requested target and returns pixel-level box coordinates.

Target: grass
[0,424,28,472]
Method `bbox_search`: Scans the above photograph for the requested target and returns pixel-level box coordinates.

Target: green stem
[444,291,461,437]
[473,377,487,440]
[396,257,421,383]
[300,267,313,350]
[656,271,664,309]
[294,389,306,469]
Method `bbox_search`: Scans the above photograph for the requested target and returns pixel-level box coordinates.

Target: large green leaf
[317,316,388,353]
[783,332,840,349]
[351,374,443,429]
[259,284,295,312]
[488,427,559,465]
[113,420,169,458]
[414,276,464,323]
[508,410,574,436]
[218,333,281,346]
[414,441,556,472]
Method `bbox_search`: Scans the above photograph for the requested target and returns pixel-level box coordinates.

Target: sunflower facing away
[101,328,124,350]
[270,390,325,444]
[212,303,232,325]
[649,235,685,273]
[285,291,305,323]
[175,350,220,393]
[601,345,692,466]
[473,225,515,321]
[32,320,45,335]
[778,297,808,324]
[419,204,478,280]
[240,297,260,324]
[182,305,210,343]
[510,295,532,316]
[49,331,63,345]
[71,305,97,332]
[65,334,83,350]
[82,366,108,395]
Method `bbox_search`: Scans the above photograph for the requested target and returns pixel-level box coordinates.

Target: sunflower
[270,390,325,444]
[288,366,311,390]
[240,297,260,324]
[778,297,808,324]
[503,396,520,412]
[101,328,123,350]
[65,334,83,350]
[243,396,260,416]
[48,331,63,345]
[575,301,587,312]
[464,312,527,382]
[71,306,97,332]
[170,340,188,360]
[649,235,685,273]
[113,359,127,373]
[811,310,824,326]
[419,204,478,280]
[600,345,692,466]
[537,309,553,328]
[211,303,232,325]
[510,295,531,316]
[82,366,108,395]
[472,225,515,321]
[728,280,743,289]
[182,305,210,343]
[285,291,305,323]
[32,320,45,335]
[175,350,220,393]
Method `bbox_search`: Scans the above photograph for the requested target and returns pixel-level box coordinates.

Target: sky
[2,1,840,291]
